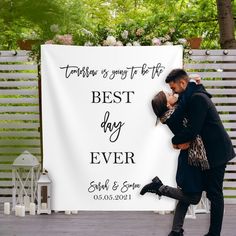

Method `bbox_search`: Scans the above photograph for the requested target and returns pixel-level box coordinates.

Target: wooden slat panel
[0,64,37,70]
[0,172,12,178]
[194,72,236,78]
[224,198,236,204]
[228,131,236,137]
[223,190,236,196]
[229,157,236,163]
[0,81,38,87]
[188,50,236,56]
[223,123,236,129]
[231,140,236,146]
[203,80,236,86]
[0,155,41,162]
[212,98,236,103]
[207,89,236,95]
[225,173,236,179]
[0,123,40,129]
[224,181,236,188]
[219,114,236,120]
[0,57,30,62]
[0,50,29,56]
[0,164,12,170]
[0,131,40,137]
[0,89,38,96]
[0,181,13,187]
[0,181,32,187]
[226,165,236,171]
[185,63,236,70]
[0,73,37,79]
[190,56,236,61]
[0,147,40,153]
[0,189,13,195]
[0,197,12,203]
[0,106,39,112]
[217,106,236,112]
[0,114,40,120]
[0,98,39,104]
[0,139,40,146]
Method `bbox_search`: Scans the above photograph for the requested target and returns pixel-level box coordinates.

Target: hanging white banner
[41,45,183,211]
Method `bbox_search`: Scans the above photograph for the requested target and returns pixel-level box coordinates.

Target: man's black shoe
[168,228,184,236]
[140,176,163,196]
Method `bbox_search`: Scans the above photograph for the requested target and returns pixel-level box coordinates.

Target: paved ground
[0,205,235,236]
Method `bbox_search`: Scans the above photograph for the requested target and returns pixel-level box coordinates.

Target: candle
[4,202,10,215]
[29,203,36,215]
[42,203,47,210]
[24,196,30,211]
[15,205,21,216]
[65,210,71,215]
[71,210,78,214]
[19,205,25,217]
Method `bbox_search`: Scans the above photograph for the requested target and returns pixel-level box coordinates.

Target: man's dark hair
[165,69,188,83]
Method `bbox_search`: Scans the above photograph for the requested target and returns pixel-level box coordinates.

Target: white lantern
[37,171,51,214]
[12,151,40,211]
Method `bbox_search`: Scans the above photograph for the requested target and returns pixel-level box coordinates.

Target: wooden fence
[0,49,235,204]
[185,49,236,204]
[0,50,40,203]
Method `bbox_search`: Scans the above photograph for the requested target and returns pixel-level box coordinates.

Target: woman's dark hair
[151,91,168,119]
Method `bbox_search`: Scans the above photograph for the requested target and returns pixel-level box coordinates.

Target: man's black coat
[170,85,235,168]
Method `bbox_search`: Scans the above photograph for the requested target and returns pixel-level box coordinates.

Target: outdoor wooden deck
[0,204,235,236]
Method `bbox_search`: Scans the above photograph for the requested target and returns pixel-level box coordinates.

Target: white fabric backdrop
[41,45,183,211]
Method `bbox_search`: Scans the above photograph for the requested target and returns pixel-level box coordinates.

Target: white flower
[116,41,123,46]
[106,36,117,46]
[136,28,144,36]
[121,30,129,39]
[103,40,109,46]
[178,38,187,44]
[133,41,141,46]
[50,24,59,33]
[164,35,171,41]
[126,42,132,46]
[164,41,173,45]
[81,28,93,36]
[158,37,166,43]
[152,38,161,46]
[84,41,93,46]
[45,40,55,44]
[170,28,175,34]
[54,34,73,45]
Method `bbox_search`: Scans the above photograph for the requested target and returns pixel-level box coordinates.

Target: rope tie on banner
[13,51,18,56]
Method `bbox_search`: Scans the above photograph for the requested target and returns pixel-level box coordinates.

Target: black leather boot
[168,228,184,236]
[140,176,163,196]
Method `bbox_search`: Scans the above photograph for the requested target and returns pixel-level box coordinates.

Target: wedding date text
[93,194,132,201]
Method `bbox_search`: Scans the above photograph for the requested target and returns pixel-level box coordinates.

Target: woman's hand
[173,142,191,150]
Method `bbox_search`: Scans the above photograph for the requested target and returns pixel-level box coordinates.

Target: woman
[140,83,208,236]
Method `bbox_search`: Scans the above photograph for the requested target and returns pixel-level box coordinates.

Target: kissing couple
[140,69,235,236]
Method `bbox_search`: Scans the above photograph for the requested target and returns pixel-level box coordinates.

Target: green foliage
[0,0,235,50]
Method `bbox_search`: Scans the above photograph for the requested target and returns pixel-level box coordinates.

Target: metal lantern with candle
[12,151,40,211]
[37,170,52,214]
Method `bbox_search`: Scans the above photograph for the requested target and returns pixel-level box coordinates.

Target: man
[166,69,235,236]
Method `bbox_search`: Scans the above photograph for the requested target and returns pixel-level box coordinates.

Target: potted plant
[187,37,202,49]
[17,31,40,50]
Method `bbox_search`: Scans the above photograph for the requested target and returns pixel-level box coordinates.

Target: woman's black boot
[168,228,184,236]
[140,176,163,196]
